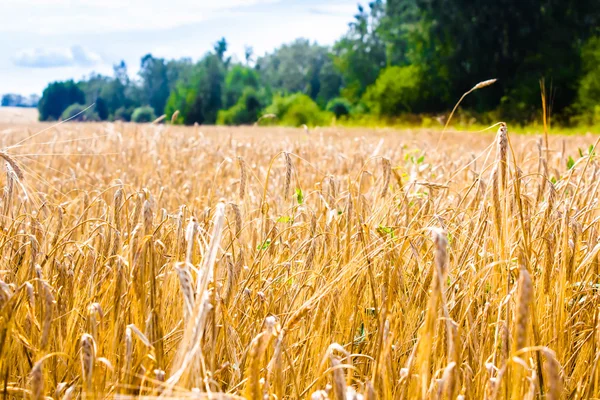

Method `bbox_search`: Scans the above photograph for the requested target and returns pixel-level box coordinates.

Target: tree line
[1,94,39,108]
[37,0,600,126]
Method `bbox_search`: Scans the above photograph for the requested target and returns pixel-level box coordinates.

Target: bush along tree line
[37,0,600,127]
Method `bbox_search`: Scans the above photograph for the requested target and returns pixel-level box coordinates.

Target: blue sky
[1,0,359,96]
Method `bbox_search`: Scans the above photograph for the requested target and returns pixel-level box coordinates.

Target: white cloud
[0,0,359,95]
[0,0,280,34]
[13,45,102,68]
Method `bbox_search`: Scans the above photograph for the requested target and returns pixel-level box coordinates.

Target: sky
[0,0,359,96]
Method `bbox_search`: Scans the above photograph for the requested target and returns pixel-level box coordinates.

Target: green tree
[576,36,600,118]
[165,42,228,125]
[131,106,156,123]
[244,46,254,65]
[257,39,334,101]
[404,0,600,119]
[316,58,343,106]
[95,97,109,120]
[166,58,195,91]
[223,65,261,109]
[196,54,226,123]
[214,37,230,65]
[377,0,420,66]
[165,83,201,125]
[97,61,137,119]
[332,2,387,102]
[1,94,37,107]
[1,94,15,107]
[139,54,170,116]
[78,74,110,102]
[38,80,86,121]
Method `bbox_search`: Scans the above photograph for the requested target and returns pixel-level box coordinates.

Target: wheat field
[0,122,599,399]
[0,108,39,124]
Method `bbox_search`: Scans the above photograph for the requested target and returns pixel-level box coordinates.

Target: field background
[0,122,599,399]
[0,107,38,124]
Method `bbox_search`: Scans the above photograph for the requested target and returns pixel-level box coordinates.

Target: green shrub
[131,106,156,123]
[362,65,424,117]
[114,106,135,122]
[350,101,370,116]
[60,103,100,122]
[326,97,351,118]
[263,93,332,127]
[217,88,263,125]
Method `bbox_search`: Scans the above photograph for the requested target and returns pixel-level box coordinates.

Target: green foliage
[567,156,575,170]
[166,46,227,125]
[257,239,272,250]
[131,106,156,123]
[165,59,195,91]
[91,62,135,119]
[213,37,230,65]
[114,106,135,122]
[256,39,341,104]
[217,88,264,125]
[332,2,387,103]
[316,59,343,106]
[99,80,127,118]
[60,104,100,122]
[362,65,424,116]
[165,84,200,125]
[576,36,600,123]
[578,144,597,157]
[404,0,600,118]
[95,97,109,120]
[377,225,395,239]
[38,80,86,121]
[78,74,111,106]
[33,1,600,127]
[113,107,135,122]
[196,55,225,124]
[295,188,304,205]
[139,54,171,116]
[223,65,261,109]
[326,97,352,118]
[263,93,332,127]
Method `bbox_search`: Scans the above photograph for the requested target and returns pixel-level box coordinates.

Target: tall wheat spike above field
[1,122,600,399]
